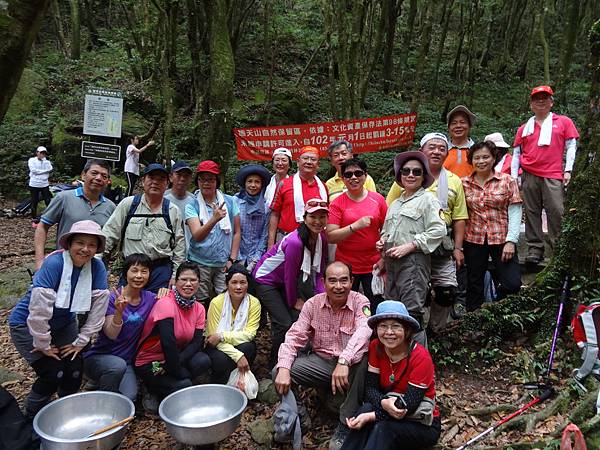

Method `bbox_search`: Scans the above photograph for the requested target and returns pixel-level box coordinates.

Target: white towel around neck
[300,234,323,282]
[521,112,553,146]
[55,251,93,313]
[292,173,327,223]
[217,292,250,333]
[197,189,231,233]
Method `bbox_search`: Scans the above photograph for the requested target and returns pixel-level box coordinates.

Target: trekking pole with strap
[455,388,554,450]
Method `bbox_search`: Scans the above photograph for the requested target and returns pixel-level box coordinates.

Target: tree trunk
[398,0,417,83]
[186,0,204,114]
[409,1,434,112]
[430,0,454,97]
[203,0,235,168]
[539,0,550,84]
[82,0,102,47]
[557,0,581,104]
[382,0,401,94]
[451,4,465,79]
[51,0,69,56]
[69,0,81,59]
[0,0,52,123]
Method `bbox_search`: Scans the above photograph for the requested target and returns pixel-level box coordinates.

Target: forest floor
[0,214,575,449]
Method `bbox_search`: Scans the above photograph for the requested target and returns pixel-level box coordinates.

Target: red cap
[530,85,554,97]
[298,146,320,158]
[196,160,220,175]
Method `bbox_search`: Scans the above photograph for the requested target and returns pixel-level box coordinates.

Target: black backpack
[120,194,176,251]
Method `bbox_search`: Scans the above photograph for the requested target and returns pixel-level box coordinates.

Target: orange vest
[444,145,473,178]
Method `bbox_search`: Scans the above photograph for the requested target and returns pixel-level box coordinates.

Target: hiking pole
[523,275,571,390]
[455,387,554,450]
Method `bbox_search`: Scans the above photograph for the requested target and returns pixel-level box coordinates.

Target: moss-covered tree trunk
[0,0,52,123]
[69,0,81,59]
[203,0,234,170]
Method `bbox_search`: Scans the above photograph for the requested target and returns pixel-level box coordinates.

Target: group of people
[13,84,577,449]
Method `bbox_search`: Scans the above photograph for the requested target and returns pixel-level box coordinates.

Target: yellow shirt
[326,172,377,201]
[385,169,468,225]
[206,292,261,362]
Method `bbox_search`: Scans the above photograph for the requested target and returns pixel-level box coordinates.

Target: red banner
[234,113,417,161]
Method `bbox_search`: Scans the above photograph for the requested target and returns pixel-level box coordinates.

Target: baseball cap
[36,146,48,153]
[172,161,193,173]
[196,160,220,175]
[142,163,169,176]
[273,147,292,159]
[447,105,477,126]
[530,85,554,97]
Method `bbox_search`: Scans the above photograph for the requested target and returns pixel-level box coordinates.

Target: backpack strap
[574,306,600,382]
[120,195,176,252]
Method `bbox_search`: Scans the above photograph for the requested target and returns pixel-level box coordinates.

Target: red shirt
[513,114,579,180]
[270,175,328,233]
[368,339,439,417]
[462,172,522,245]
[329,191,387,274]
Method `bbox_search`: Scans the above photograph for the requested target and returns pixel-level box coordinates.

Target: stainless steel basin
[159,384,248,445]
[33,391,135,450]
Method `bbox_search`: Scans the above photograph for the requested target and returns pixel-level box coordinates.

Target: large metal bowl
[33,391,135,450]
[159,384,248,445]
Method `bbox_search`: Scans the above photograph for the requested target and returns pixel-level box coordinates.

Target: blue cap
[172,161,192,173]
[367,300,421,331]
[142,163,169,176]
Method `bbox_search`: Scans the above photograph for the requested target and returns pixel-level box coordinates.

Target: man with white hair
[511,85,579,264]
[387,133,469,332]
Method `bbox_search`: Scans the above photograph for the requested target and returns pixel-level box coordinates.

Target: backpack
[571,302,600,414]
[120,195,175,251]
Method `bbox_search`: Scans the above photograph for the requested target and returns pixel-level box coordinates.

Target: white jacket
[28,157,53,188]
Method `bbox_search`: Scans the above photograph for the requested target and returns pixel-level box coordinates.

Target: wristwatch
[338,357,349,366]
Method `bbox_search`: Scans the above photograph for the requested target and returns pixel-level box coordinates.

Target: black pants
[135,352,211,399]
[205,341,257,384]
[464,240,522,312]
[352,273,383,313]
[29,186,51,219]
[341,403,441,450]
[125,172,139,197]
[255,283,300,368]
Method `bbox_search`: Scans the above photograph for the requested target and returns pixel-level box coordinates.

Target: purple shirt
[252,230,327,307]
[85,290,156,362]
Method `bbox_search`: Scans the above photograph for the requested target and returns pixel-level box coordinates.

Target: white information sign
[83,87,123,138]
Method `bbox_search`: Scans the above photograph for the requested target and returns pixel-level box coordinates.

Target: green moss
[5,68,45,118]
[121,112,151,136]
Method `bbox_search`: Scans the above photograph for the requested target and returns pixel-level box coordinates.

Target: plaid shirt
[276,291,371,370]
[462,172,522,245]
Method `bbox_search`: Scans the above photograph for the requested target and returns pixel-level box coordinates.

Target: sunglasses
[401,167,423,177]
[306,200,328,208]
[342,170,365,179]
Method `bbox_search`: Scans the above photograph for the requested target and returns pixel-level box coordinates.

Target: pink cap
[304,198,329,214]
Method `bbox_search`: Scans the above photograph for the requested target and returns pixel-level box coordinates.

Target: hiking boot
[329,423,350,450]
[525,254,543,265]
[451,302,466,320]
[141,388,160,414]
[297,401,312,431]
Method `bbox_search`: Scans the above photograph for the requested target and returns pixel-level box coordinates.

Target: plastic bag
[560,423,587,450]
[371,266,385,296]
[227,369,258,400]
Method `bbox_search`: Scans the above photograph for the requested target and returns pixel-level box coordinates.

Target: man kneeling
[274,261,372,450]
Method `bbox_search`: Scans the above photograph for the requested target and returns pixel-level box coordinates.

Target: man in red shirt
[511,85,579,264]
[267,146,328,247]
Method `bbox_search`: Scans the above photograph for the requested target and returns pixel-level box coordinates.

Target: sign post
[83,87,123,138]
[81,141,121,161]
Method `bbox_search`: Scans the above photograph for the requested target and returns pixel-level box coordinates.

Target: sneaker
[329,423,350,450]
[451,302,466,320]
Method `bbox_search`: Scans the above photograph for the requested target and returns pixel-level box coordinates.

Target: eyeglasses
[300,155,318,162]
[377,323,405,333]
[198,177,217,184]
[306,200,328,208]
[342,170,365,179]
[400,167,423,177]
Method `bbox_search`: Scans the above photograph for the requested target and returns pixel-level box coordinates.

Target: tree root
[502,388,571,432]
[467,392,531,418]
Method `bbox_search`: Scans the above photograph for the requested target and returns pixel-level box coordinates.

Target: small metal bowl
[33,391,135,450]
[159,384,248,445]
